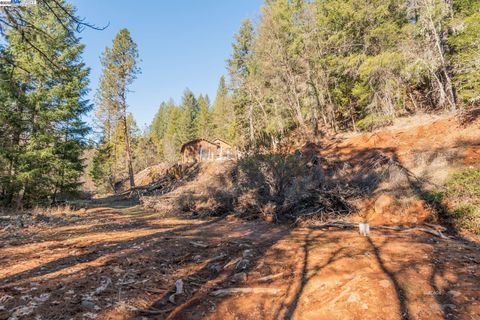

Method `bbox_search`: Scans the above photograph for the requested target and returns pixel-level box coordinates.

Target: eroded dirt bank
[1,204,479,320]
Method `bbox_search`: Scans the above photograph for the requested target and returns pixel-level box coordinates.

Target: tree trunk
[350,108,357,132]
[15,187,24,211]
[123,114,135,189]
[427,9,457,110]
[307,74,323,136]
[289,73,306,130]
[248,103,255,145]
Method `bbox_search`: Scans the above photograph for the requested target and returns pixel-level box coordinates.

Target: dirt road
[0,204,479,320]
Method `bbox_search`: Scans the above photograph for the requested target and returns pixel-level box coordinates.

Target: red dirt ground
[0,204,479,320]
[320,112,480,169]
[1,112,479,319]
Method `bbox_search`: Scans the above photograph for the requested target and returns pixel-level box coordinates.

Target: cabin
[213,138,234,160]
[181,138,236,163]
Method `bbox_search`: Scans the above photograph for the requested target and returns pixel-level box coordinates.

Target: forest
[0,0,479,202]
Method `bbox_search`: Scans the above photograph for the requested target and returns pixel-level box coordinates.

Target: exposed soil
[1,112,480,319]
[0,203,479,320]
[320,112,480,180]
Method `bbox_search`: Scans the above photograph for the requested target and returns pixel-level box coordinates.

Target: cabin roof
[180,138,233,153]
[212,138,231,147]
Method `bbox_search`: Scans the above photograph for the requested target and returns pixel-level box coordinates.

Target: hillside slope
[141,110,480,236]
[318,111,480,234]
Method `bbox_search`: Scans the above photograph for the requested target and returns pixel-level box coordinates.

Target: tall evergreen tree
[228,19,257,148]
[196,94,211,139]
[95,28,141,189]
[179,89,199,141]
[150,100,175,157]
[0,0,90,206]
[163,106,184,162]
[211,76,234,141]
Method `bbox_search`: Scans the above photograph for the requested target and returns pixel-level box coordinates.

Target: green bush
[356,114,394,132]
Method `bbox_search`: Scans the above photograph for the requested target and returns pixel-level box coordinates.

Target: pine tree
[0,0,91,206]
[211,76,234,141]
[196,94,211,139]
[163,106,184,162]
[228,19,257,148]
[95,28,141,189]
[180,89,199,141]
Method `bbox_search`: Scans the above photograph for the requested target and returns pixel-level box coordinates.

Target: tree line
[1,0,479,202]
[227,0,479,150]
[92,0,480,193]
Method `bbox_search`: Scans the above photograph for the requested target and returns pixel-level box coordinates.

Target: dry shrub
[235,154,357,222]
[141,161,237,217]
[177,192,196,212]
[140,146,457,225]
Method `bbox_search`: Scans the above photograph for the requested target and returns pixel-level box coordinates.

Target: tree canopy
[0,0,91,206]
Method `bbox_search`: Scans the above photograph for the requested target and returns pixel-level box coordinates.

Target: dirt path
[0,205,479,320]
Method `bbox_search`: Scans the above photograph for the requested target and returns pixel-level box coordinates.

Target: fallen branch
[424,223,447,232]
[373,225,448,239]
[210,287,282,297]
[207,254,226,263]
[310,221,448,239]
[137,307,172,315]
[190,241,209,248]
[255,273,284,282]
[310,221,358,229]
[224,257,242,269]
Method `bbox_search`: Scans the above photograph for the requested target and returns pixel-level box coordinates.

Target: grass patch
[445,168,480,199]
[450,204,480,234]
[356,114,394,132]
[444,168,480,235]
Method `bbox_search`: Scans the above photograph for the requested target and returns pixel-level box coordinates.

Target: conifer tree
[150,100,173,157]
[95,28,141,189]
[211,76,234,141]
[0,0,90,206]
[228,19,257,148]
[179,89,199,141]
[196,94,211,139]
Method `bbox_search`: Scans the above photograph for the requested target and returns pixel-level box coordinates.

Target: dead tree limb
[210,287,282,297]
[310,221,448,239]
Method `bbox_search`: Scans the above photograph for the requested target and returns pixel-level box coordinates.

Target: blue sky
[71,0,263,128]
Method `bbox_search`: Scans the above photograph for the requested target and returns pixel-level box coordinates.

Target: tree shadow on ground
[0,216,226,287]
[266,138,480,320]
[366,236,411,320]
[135,226,292,319]
[0,213,296,320]
[280,230,345,320]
